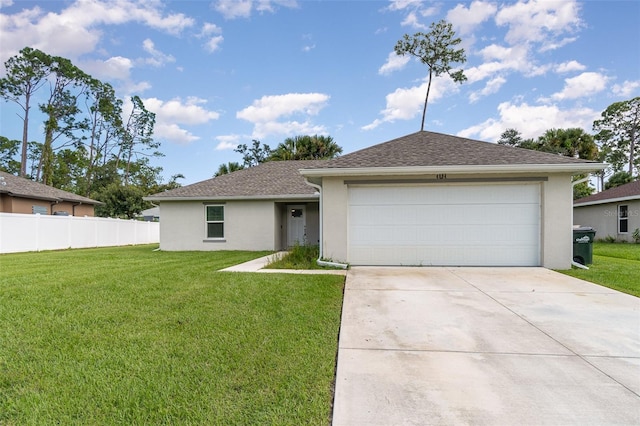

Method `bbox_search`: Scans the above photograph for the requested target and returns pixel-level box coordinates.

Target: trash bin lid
[573,226,594,231]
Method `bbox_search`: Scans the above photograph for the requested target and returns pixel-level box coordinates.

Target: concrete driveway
[332,267,640,425]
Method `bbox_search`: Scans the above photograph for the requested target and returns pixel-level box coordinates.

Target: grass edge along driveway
[0,245,345,425]
[559,242,640,297]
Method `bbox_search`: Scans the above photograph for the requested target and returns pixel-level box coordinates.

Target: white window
[206,205,224,239]
[619,205,629,233]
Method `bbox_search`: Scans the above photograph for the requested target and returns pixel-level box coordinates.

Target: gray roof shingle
[147,160,326,199]
[0,171,101,204]
[305,131,600,169]
[574,180,640,205]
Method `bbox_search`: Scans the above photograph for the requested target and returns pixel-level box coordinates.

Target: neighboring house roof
[0,171,101,204]
[574,180,640,207]
[300,131,604,176]
[146,160,326,201]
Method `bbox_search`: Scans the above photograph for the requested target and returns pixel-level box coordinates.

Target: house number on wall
[436,174,447,180]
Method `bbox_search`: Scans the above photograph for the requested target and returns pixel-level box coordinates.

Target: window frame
[205,204,225,240]
[618,204,629,234]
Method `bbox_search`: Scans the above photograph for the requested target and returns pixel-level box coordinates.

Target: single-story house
[574,179,640,242]
[0,170,100,216]
[146,131,605,269]
[145,160,324,251]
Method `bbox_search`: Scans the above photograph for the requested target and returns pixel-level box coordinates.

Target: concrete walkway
[332,267,640,425]
[219,252,347,275]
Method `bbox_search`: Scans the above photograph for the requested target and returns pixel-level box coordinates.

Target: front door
[287,205,306,247]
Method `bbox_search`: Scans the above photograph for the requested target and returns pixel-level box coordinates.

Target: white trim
[574,195,640,207]
[145,194,319,202]
[299,163,606,177]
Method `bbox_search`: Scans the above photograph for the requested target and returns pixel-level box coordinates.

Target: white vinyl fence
[0,213,159,254]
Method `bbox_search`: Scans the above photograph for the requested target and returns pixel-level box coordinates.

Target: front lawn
[560,242,640,297]
[0,246,345,425]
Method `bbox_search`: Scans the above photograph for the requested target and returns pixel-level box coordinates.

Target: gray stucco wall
[574,200,640,242]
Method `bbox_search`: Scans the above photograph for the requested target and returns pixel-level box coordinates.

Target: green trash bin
[573,227,596,265]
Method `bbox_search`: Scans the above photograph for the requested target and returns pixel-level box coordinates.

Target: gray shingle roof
[574,180,640,205]
[147,160,326,199]
[0,171,101,204]
[305,131,600,169]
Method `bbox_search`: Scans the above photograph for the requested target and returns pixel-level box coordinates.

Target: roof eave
[574,195,640,207]
[299,163,607,177]
[144,193,319,202]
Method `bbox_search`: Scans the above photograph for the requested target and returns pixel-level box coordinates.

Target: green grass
[560,242,640,297]
[267,245,342,270]
[0,245,345,425]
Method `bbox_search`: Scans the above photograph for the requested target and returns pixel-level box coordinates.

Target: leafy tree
[499,127,598,199]
[215,162,244,177]
[537,128,598,160]
[0,136,21,173]
[38,56,90,185]
[80,78,124,196]
[0,47,51,177]
[604,171,634,190]
[94,183,147,219]
[268,135,343,161]
[394,20,467,131]
[117,96,158,185]
[593,97,640,176]
[497,128,538,150]
[234,139,271,167]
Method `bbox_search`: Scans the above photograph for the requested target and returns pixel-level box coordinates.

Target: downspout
[304,178,348,269]
[571,175,591,270]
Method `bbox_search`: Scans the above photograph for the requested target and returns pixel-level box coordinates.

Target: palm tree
[214,162,244,177]
[269,135,343,161]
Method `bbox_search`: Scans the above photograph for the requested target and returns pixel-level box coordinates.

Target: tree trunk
[420,70,433,132]
[20,94,31,177]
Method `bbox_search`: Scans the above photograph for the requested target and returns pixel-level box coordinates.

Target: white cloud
[469,76,506,103]
[495,0,582,48]
[555,60,586,74]
[201,22,222,36]
[215,140,239,151]
[0,1,194,66]
[237,93,329,123]
[539,36,578,53]
[141,38,175,67]
[458,101,599,142]
[205,36,225,53]
[0,0,13,8]
[446,1,497,35]
[387,0,425,12]
[465,44,530,83]
[215,0,252,19]
[401,11,427,30]
[81,56,134,81]
[141,97,220,144]
[236,93,329,138]
[378,51,411,75]
[550,72,609,101]
[214,0,297,20]
[362,76,459,130]
[302,44,316,52]
[612,80,640,97]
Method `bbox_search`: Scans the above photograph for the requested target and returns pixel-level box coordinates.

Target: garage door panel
[348,184,540,266]
[349,185,539,206]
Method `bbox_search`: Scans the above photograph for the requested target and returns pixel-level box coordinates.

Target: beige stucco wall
[320,172,576,269]
[0,195,95,216]
[159,200,277,251]
[574,200,640,242]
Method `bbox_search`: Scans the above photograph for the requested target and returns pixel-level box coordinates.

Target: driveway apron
[332,267,640,425]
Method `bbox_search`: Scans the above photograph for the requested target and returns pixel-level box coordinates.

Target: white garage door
[348,183,541,266]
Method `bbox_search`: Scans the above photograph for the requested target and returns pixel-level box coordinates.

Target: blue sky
[1,0,639,185]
